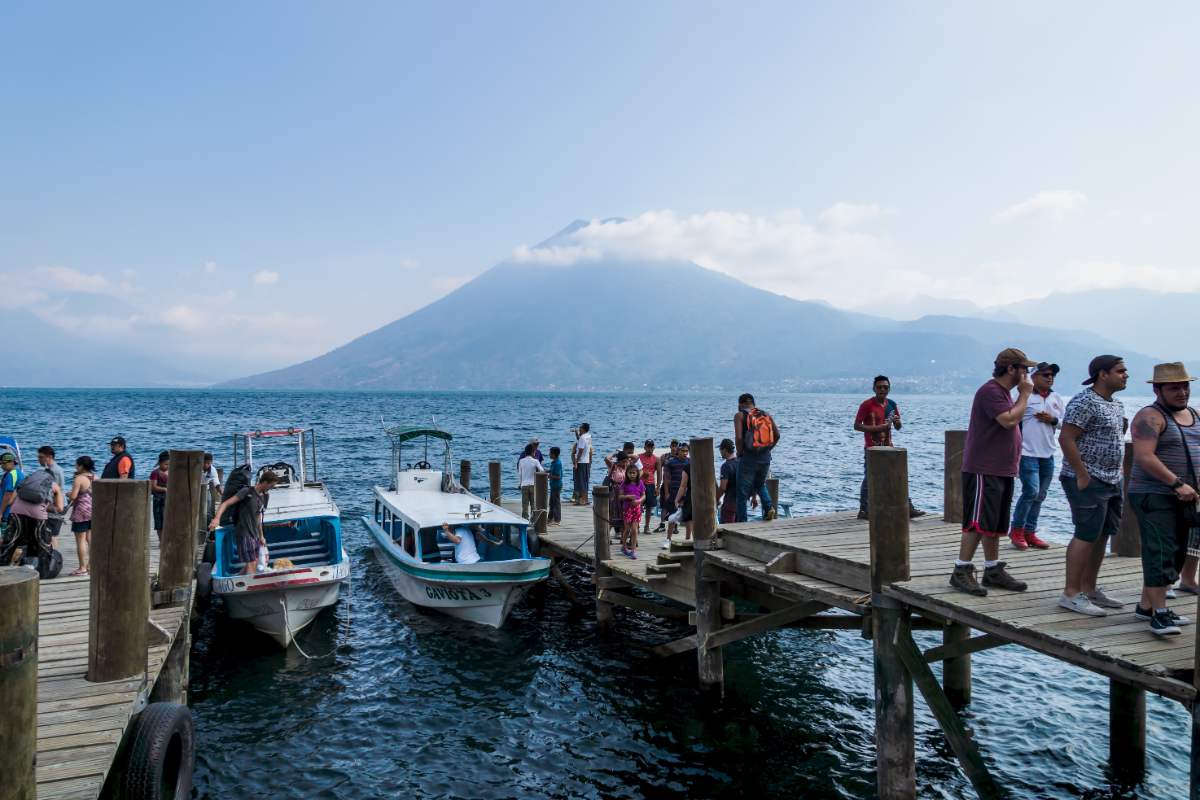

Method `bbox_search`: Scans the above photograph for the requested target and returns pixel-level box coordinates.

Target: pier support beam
[1113,444,1141,556]
[1108,679,1145,782]
[89,479,151,683]
[460,459,471,492]
[942,622,972,709]
[535,472,549,535]
[488,461,502,505]
[592,486,613,630]
[868,446,915,799]
[690,437,724,694]
[943,431,965,524]
[0,568,38,800]
[150,621,190,706]
[158,449,204,606]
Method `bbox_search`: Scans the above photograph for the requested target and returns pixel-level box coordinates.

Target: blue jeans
[1011,455,1055,533]
[735,455,772,522]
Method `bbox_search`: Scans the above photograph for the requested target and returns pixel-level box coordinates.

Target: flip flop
[1176,584,1200,595]
[69,568,88,576]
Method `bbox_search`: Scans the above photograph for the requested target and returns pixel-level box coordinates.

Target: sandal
[1177,583,1200,596]
[69,568,89,576]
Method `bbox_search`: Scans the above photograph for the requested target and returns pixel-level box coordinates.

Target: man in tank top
[1127,362,1200,636]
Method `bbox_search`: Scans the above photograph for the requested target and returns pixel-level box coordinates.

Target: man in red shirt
[638,440,659,537]
[950,349,1036,596]
[854,375,924,520]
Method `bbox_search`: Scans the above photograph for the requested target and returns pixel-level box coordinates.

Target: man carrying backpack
[0,452,24,532]
[734,393,780,522]
[1,463,64,572]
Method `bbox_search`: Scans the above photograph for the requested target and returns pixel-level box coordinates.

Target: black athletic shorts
[45,517,64,538]
[962,472,1014,537]
[662,485,678,516]
[679,493,693,523]
[643,483,658,511]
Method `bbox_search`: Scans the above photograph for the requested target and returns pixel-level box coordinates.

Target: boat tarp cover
[385,427,453,444]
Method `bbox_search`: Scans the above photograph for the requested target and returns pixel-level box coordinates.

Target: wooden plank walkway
[33,529,191,800]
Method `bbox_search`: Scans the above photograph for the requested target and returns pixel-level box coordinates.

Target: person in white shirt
[1010,362,1066,550]
[517,444,546,520]
[202,453,221,523]
[438,523,481,565]
[572,423,593,506]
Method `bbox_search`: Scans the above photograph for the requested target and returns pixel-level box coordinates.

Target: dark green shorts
[1060,476,1122,542]
[1129,492,1189,588]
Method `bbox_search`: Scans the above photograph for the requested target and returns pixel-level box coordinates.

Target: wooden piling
[0,568,38,800]
[149,623,190,705]
[868,446,915,799]
[942,622,971,709]
[488,461,502,505]
[766,477,779,518]
[158,449,204,605]
[459,459,471,492]
[592,486,613,630]
[88,479,151,683]
[534,472,549,534]
[943,430,965,524]
[1192,587,1200,800]
[1108,679,1145,780]
[690,437,724,693]
[1113,443,1141,556]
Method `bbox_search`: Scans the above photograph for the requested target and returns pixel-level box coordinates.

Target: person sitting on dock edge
[1009,362,1063,550]
[1127,362,1200,636]
[733,393,780,522]
[1057,355,1129,616]
[853,376,924,520]
[102,436,135,479]
[209,470,279,575]
[949,348,1035,596]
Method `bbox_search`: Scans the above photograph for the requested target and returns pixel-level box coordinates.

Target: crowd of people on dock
[0,437,224,578]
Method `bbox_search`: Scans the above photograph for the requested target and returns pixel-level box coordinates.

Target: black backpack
[219,464,269,526]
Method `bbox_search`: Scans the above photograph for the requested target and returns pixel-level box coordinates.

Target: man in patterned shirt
[1057,355,1129,616]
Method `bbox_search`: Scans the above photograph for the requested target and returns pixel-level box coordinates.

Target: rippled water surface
[5,389,1190,799]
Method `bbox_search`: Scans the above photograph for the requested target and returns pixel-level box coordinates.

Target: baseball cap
[1082,355,1123,386]
[109,436,126,447]
[994,348,1038,369]
[1034,362,1060,375]
[0,452,14,464]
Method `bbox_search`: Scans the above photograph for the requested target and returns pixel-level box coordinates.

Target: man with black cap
[949,348,1036,596]
[101,436,135,480]
[1009,362,1064,550]
[1057,355,1129,617]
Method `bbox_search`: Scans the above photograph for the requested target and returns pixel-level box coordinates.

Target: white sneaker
[1058,592,1108,616]
[1166,586,1178,599]
[661,540,671,550]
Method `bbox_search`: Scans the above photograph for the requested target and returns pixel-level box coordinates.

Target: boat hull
[363,516,547,628]
[214,566,346,647]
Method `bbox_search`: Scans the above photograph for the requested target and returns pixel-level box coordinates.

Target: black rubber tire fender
[122,702,194,800]
[195,562,213,598]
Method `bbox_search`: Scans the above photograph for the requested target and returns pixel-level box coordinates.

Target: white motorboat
[211,428,350,647]
[361,427,549,627]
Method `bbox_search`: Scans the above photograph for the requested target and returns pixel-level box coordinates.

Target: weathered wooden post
[1113,443,1141,556]
[943,430,965,524]
[868,446,915,799]
[534,472,549,535]
[765,477,780,520]
[459,459,471,492]
[158,449,204,605]
[942,622,971,709]
[195,468,208,544]
[0,568,38,799]
[592,486,613,630]
[1191,588,1200,800]
[88,479,151,682]
[690,436,723,693]
[488,461,502,506]
[1109,679,1145,781]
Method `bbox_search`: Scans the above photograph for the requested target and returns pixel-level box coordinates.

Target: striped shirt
[1128,405,1200,495]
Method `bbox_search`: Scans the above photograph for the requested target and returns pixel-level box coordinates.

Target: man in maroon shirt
[950,348,1037,596]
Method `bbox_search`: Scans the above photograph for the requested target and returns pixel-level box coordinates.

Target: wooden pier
[532,436,1200,799]
[1,451,209,800]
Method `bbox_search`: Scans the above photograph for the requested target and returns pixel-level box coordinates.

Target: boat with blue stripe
[362,426,549,627]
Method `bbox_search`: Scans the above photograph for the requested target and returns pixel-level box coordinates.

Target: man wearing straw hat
[1127,362,1200,636]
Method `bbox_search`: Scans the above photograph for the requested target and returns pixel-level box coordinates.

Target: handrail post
[869,446,915,799]
[690,437,723,693]
[943,431,965,524]
[158,449,204,606]
[88,479,151,682]
[459,459,471,492]
[592,486,613,630]
[534,472,549,535]
[488,461,502,506]
[1113,443,1141,555]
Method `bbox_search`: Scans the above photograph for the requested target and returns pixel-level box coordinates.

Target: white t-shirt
[574,433,593,464]
[453,526,481,564]
[517,455,544,487]
[202,464,221,490]
[1021,391,1066,459]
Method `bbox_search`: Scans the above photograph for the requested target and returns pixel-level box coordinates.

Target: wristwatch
[1170,478,1185,490]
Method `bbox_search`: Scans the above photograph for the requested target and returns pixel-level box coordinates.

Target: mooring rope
[280,567,352,660]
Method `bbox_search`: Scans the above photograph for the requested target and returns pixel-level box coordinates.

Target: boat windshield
[418,523,527,564]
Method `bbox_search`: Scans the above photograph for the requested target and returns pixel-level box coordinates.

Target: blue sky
[2,3,1197,378]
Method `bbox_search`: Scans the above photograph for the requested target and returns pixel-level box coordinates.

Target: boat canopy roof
[385,427,453,444]
[374,486,526,529]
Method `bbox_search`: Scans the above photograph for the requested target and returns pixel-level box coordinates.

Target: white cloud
[252,270,280,285]
[396,258,419,270]
[42,266,113,294]
[996,190,1088,223]
[818,202,883,229]
[159,304,206,332]
[202,261,217,274]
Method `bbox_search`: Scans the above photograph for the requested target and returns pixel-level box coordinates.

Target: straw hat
[1147,362,1198,384]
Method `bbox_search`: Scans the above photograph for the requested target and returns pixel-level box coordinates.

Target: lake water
[3,388,1190,798]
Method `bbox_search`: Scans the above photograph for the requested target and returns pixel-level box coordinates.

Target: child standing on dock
[149,451,169,540]
[619,462,644,558]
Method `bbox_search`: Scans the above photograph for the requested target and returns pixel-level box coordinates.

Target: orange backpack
[744,408,778,452]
